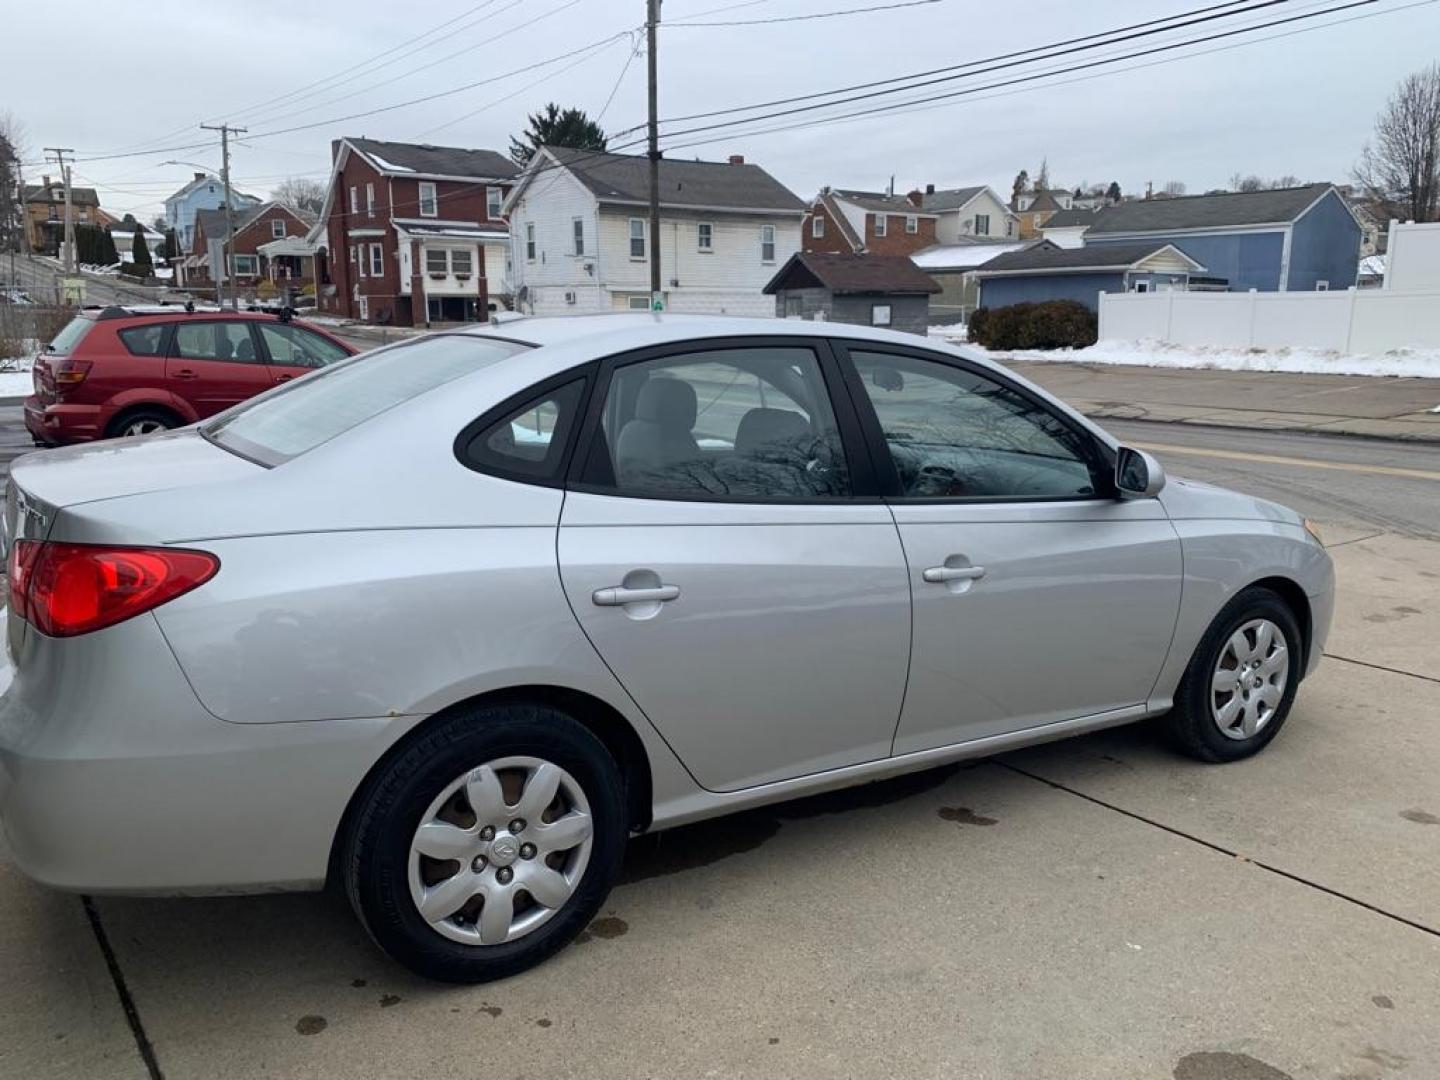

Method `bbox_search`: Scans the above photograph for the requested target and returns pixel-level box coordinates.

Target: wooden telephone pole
[200,123,246,310]
[43,148,75,276]
[646,0,662,309]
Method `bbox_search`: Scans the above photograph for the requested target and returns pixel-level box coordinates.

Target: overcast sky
[6,0,1438,221]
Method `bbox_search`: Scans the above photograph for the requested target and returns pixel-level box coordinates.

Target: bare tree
[1228,173,1304,193]
[270,176,326,216]
[1034,157,1051,192]
[1355,62,1440,223]
[1163,180,1187,196]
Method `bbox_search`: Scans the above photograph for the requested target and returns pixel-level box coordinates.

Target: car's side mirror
[1115,446,1166,498]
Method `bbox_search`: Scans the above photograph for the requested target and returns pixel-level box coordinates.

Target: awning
[258,236,319,258]
[395,222,508,242]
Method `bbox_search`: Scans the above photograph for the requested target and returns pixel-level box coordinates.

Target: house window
[760,223,776,263]
[369,243,384,277]
[874,215,887,238]
[232,253,259,276]
[629,218,646,259]
[573,217,585,256]
[366,183,375,218]
[487,186,504,219]
[271,219,286,239]
[626,295,651,311]
[349,244,357,265]
[349,186,358,215]
[812,215,824,238]
[974,213,990,235]
[1133,280,1150,293]
[426,248,448,276]
[698,222,713,251]
[1033,213,1042,227]
[452,248,473,277]
[1316,280,1330,291]
[1005,218,1014,237]
[905,215,918,234]
[419,182,437,218]
[871,304,892,326]
[357,296,369,321]
[526,222,536,261]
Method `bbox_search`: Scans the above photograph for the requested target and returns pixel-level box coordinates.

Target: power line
[666,0,773,21]
[653,0,1261,126]
[651,0,1365,144]
[658,0,1402,153]
[666,0,942,26]
[596,32,645,121]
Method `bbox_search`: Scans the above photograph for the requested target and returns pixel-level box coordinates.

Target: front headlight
[1303,518,1325,546]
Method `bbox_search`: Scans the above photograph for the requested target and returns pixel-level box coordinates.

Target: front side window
[366,183,376,218]
[271,219,286,239]
[874,215,887,238]
[426,248,448,275]
[526,222,536,261]
[848,349,1102,500]
[118,324,167,356]
[760,224,775,263]
[451,248,473,277]
[872,304,892,327]
[584,346,850,501]
[487,186,504,219]
[905,215,918,234]
[205,334,530,465]
[349,186,358,215]
[974,213,990,235]
[573,217,585,256]
[626,295,650,311]
[629,218,646,259]
[812,215,824,238]
[369,244,384,276]
[463,379,586,481]
[175,321,259,363]
[697,222,713,251]
[232,253,259,276]
[418,182,438,218]
[258,324,350,369]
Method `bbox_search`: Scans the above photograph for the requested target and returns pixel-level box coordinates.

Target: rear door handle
[275,374,294,382]
[172,368,198,380]
[592,584,680,607]
[922,565,986,584]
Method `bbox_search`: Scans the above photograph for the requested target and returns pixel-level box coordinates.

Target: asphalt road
[2,252,165,309]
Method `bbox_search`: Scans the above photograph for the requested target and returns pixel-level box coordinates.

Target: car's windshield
[203,333,531,465]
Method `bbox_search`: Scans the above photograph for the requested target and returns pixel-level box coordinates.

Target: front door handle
[922,565,986,584]
[592,584,680,607]
[172,368,198,380]
[275,374,294,382]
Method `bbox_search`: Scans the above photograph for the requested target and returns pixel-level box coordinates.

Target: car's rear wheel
[106,408,179,439]
[342,703,626,983]
[1164,586,1303,762]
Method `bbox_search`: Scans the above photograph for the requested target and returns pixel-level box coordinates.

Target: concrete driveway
[2,436,1439,1079]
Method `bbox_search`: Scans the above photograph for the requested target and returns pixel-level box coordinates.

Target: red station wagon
[25,306,358,445]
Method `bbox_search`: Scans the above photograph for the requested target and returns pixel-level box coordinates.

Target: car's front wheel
[342,703,627,982]
[1165,586,1303,763]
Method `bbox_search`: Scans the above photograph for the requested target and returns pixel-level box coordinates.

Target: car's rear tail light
[8,541,219,637]
[53,359,92,391]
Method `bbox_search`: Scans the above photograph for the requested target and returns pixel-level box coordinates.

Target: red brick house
[181,202,316,295]
[315,137,519,326]
[801,188,939,257]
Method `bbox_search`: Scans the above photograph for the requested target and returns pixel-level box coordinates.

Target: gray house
[1084,184,1361,291]
[912,239,1031,323]
[764,252,940,334]
[975,241,1206,312]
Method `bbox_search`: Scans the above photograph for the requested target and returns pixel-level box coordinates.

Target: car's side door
[254,322,353,384]
[556,338,912,793]
[167,320,274,416]
[836,343,1183,755]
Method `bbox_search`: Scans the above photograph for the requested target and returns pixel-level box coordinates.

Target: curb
[1086,412,1440,446]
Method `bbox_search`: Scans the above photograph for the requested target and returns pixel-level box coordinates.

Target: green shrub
[968,300,1097,351]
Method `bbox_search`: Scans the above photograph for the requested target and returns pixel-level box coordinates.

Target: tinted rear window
[202,334,530,465]
[118,324,168,356]
[47,317,95,356]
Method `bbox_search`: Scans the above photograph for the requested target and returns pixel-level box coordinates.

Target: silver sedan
[0,315,1333,982]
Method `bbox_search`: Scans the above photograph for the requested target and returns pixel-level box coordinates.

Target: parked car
[23,305,356,444]
[0,315,1334,983]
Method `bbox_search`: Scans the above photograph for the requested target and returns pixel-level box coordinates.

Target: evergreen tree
[1010,170,1029,206]
[130,227,153,276]
[99,226,119,266]
[509,103,607,166]
[1106,180,1122,203]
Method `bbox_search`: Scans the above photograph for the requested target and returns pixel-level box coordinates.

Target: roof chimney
[42,174,51,190]
[906,188,923,207]
[728,154,745,165]
[925,183,935,195]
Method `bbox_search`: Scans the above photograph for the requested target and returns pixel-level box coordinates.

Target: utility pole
[646,0,662,308]
[200,123,245,310]
[43,148,75,275]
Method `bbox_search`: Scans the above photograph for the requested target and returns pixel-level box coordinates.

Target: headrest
[736,407,809,454]
[634,377,698,431]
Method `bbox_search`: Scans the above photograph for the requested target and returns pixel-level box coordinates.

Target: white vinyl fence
[1098,287,1440,353]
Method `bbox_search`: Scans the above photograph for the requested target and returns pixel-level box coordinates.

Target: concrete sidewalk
[1006,357,1440,443]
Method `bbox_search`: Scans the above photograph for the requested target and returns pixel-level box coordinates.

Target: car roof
[78,305,344,333]
[457,312,961,352]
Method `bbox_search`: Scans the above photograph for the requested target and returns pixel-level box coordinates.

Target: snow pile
[0,350,35,398]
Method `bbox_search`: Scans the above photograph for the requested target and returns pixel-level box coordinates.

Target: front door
[167,320,274,417]
[254,322,353,384]
[839,344,1183,755]
[558,340,911,792]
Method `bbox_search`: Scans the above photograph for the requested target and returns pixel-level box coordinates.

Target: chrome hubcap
[1211,618,1289,740]
[407,756,593,946]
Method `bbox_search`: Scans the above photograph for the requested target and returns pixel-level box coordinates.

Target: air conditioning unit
[564,290,577,305]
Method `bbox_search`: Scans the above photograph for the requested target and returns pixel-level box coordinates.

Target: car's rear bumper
[0,610,418,895]
[23,397,102,444]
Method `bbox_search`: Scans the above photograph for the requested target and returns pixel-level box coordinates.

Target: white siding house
[923,186,1017,243]
[505,146,806,317]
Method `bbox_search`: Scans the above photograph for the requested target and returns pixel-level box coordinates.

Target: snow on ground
[0,368,34,398]
[926,326,1440,379]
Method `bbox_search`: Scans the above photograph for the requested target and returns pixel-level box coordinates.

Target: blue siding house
[1084,183,1361,291]
[976,241,1206,312]
[163,173,261,252]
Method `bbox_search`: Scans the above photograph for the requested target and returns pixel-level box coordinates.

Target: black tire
[105,407,180,439]
[342,703,626,983]
[1164,586,1304,763]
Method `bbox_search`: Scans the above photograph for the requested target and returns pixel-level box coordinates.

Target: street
[1,408,1437,1079]
[3,253,166,310]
